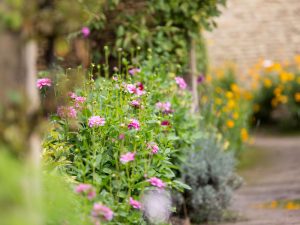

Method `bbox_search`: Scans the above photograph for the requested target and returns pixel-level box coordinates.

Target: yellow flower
[243,91,253,100]
[233,112,239,119]
[215,87,223,94]
[226,120,234,128]
[263,78,272,88]
[253,104,260,112]
[295,93,300,102]
[241,128,249,142]
[227,100,236,109]
[278,95,288,104]
[285,202,297,210]
[274,86,283,96]
[230,83,239,93]
[215,98,222,105]
[270,201,278,209]
[279,71,294,83]
[271,98,278,107]
[226,91,234,99]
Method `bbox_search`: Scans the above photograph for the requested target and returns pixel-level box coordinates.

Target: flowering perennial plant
[43,61,197,224]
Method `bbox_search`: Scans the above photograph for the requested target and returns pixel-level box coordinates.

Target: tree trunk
[189,37,199,113]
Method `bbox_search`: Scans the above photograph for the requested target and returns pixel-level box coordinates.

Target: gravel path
[222,135,300,225]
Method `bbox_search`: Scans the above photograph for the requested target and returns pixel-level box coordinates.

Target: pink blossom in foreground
[75,96,86,108]
[129,68,141,76]
[75,183,96,200]
[130,100,140,108]
[92,203,114,221]
[126,83,145,96]
[128,119,140,130]
[175,77,187,90]
[88,116,105,128]
[57,106,77,119]
[156,102,172,114]
[147,142,159,154]
[68,92,77,99]
[129,197,142,209]
[120,152,135,164]
[161,120,170,127]
[147,177,166,188]
[81,26,90,37]
[119,133,125,140]
[126,84,137,94]
[36,78,52,89]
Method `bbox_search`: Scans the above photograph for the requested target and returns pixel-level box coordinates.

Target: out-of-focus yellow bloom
[206,75,212,83]
[253,104,260,112]
[215,98,222,105]
[243,91,253,100]
[278,95,288,104]
[215,87,223,94]
[295,92,300,102]
[226,91,234,99]
[285,202,298,210]
[227,100,236,109]
[294,55,300,65]
[279,71,294,83]
[233,112,239,119]
[226,120,234,128]
[274,86,283,96]
[271,98,278,107]
[263,78,272,88]
[270,201,278,209]
[202,95,208,104]
[241,128,249,142]
[230,83,239,93]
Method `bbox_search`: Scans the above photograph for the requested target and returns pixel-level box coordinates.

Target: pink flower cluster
[120,152,135,164]
[147,177,166,188]
[175,77,187,90]
[92,203,114,221]
[82,26,90,38]
[130,100,140,108]
[156,101,172,114]
[126,82,145,96]
[147,142,159,154]
[36,78,52,89]
[129,197,142,209]
[57,106,77,119]
[69,92,86,109]
[128,119,140,130]
[75,183,96,200]
[88,116,105,128]
[128,68,141,76]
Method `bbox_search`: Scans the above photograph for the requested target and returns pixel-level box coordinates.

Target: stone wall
[205,0,300,71]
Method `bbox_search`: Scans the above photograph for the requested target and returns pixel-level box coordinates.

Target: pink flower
[175,77,187,89]
[147,177,166,188]
[68,92,77,99]
[36,78,51,89]
[119,133,125,140]
[126,83,145,96]
[88,116,105,128]
[82,26,90,38]
[57,106,77,118]
[92,203,114,221]
[75,183,96,200]
[120,152,135,164]
[156,102,172,114]
[147,142,159,154]
[129,197,142,209]
[161,120,170,126]
[128,119,140,130]
[75,96,86,108]
[129,68,141,76]
[126,84,137,94]
[130,100,140,108]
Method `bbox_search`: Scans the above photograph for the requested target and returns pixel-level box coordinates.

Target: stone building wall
[205,0,300,71]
